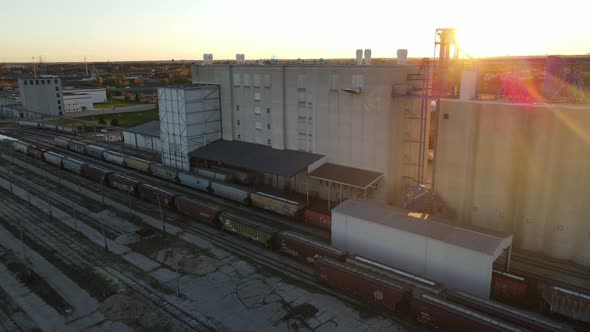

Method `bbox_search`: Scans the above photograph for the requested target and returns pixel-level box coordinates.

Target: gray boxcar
[151,163,178,181]
[210,181,251,203]
[43,151,65,167]
[84,144,107,159]
[69,140,86,153]
[62,126,77,135]
[13,141,30,154]
[63,158,84,175]
[179,172,210,191]
[17,121,39,128]
[40,123,57,131]
[197,167,232,182]
[54,136,71,148]
[103,150,126,166]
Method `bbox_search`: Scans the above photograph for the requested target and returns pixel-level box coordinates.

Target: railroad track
[3,128,330,241]
[512,251,590,281]
[0,139,422,331]
[0,185,217,332]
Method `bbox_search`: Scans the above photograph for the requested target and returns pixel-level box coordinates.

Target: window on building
[57,100,61,105]
[59,111,63,116]
[58,106,62,111]
[24,80,28,85]
[237,120,240,125]
[41,80,45,84]
[29,80,33,85]
[55,87,59,91]
[236,105,240,111]
[267,123,271,129]
[54,79,58,84]
[255,106,261,115]
[266,107,270,114]
[35,80,39,85]
[237,134,241,140]
[267,138,271,145]
[56,93,60,98]
[255,121,262,130]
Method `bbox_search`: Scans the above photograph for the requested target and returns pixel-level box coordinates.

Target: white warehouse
[191,58,422,204]
[332,199,513,299]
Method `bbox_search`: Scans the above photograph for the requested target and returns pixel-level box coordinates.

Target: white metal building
[62,87,107,104]
[191,59,420,203]
[332,199,513,299]
[63,92,92,113]
[17,77,64,116]
[122,120,162,152]
[158,84,221,170]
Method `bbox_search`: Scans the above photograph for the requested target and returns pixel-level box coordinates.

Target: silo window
[237,120,240,125]
[236,105,240,111]
[267,138,271,145]
[266,107,270,113]
[267,123,271,129]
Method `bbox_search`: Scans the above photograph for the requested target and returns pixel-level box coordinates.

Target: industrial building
[63,92,92,113]
[17,77,64,116]
[332,199,512,299]
[122,120,162,152]
[62,87,107,104]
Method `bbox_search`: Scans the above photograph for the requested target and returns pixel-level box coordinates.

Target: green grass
[93,98,143,109]
[49,109,158,128]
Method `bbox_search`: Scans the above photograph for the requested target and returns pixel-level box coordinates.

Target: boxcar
[197,167,232,182]
[491,270,531,306]
[218,212,277,247]
[211,165,254,185]
[136,183,177,208]
[13,141,30,154]
[124,156,153,174]
[27,146,46,160]
[63,158,85,175]
[250,192,305,217]
[81,164,112,184]
[62,126,77,135]
[541,286,590,324]
[151,163,178,181]
[303,209,332,230]
[178,172,210,191]
[210,181,251,203]
[103,150,126,166]
[18,121,39,128]
[447,290,568,332]
[347,255,446,297]
[411,294,527,332]
[53,136,71,148]
[107,173,141,195]
[174,196,221,225]
[43,151,65,167]
[84,144,107,159]
[274,231,347,264]
[69,140,87,154]
[40,123,57,131]
[315,256,411,312]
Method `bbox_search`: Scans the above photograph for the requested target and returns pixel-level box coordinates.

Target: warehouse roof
[189,140,325,177]
[309,163,383,189]
[124,120,160,136]
[333,199,512,257]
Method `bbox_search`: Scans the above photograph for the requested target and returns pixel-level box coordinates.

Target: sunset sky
[1,0,588,62]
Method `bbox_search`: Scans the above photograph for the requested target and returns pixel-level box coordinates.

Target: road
[65,104,156,118]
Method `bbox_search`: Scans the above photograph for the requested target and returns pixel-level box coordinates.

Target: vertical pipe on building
[505,245,512,272]
[328,181,331,210]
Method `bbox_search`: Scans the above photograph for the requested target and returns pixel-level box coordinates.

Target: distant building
[63,92,92,113]
[62,87,107,104]
[17,77,64,116]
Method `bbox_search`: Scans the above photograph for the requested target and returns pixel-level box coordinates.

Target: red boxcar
[303,209,331,230]
[411,294,525,332]
[27,146,46,160]
[491,270,531,306]
[136,183,177,208]
[315,256,410,312]
[174,196,221,225]
[106,173,141,195]
[81,164,112,184]
[274,231,347,264]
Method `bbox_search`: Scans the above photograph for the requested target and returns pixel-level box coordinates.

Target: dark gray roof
[309,163,383,189]
[333,200,512,257]
[125,120,160,136]
[189,140,325,177]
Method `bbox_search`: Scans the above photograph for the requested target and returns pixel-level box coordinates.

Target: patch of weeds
[290,303,318,321]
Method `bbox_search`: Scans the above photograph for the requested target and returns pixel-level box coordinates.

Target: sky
[1,0,588,62]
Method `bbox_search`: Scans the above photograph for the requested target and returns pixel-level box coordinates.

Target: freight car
[210,165,254,185]
[541,286,590,324]
[315,256,411,312]
[302,209,331,230]
[125,156,153,174]
[491,270,535,307]
[410,293,527,332]
[53,136,70,149]
[250,192,305,217]
[197,167,232,182]
[151,163,178,182]
[43,151,65,167]
[210,181,251,203]
[17,121,40,128]
[107,173,141,195]
[84,145,107,160]
[68,140,86,154]
[178,172,210,191]
[218,212,278,247]
[27,146,46,160]
[174,196,221,225]
[103,150,126,166]
[447,290,569,332]
[63,158,84,175]
[274,230,347,264]
[13,141,30,154]
[136,183,177,208]
[82,164,112,184]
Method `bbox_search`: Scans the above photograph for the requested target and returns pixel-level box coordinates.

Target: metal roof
[309,163,383,189]
[188,140,325,177]
[124,120,160,136]
[332,200,512,257]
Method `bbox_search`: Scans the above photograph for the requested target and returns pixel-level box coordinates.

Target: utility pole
[157,195,165,231]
